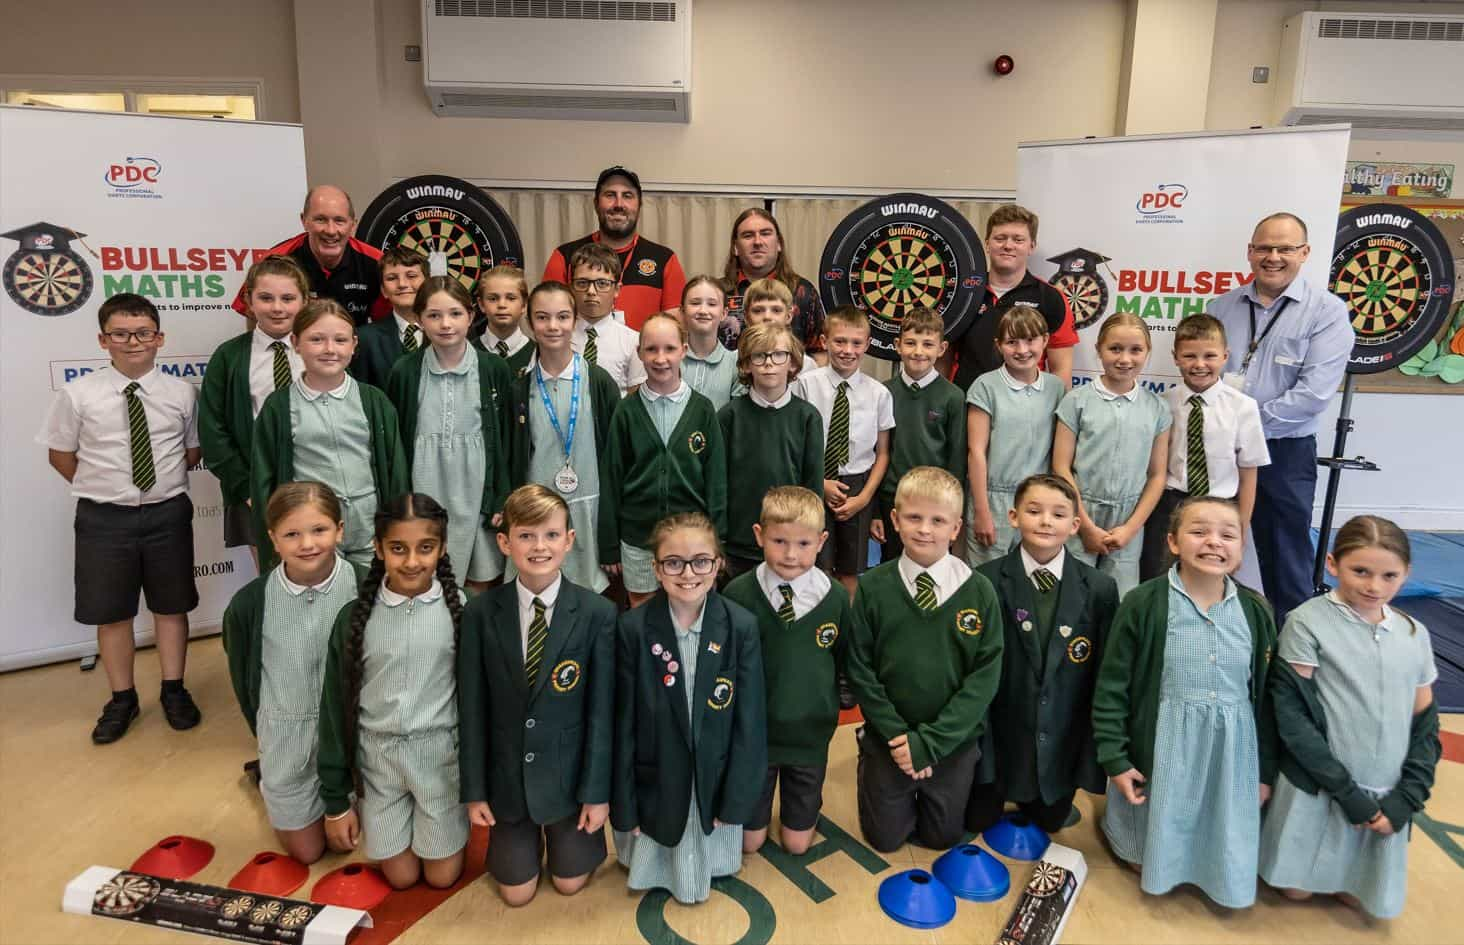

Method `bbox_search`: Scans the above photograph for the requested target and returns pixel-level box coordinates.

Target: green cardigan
[610,590,767,845]
[349,316,406,390]
[199,332,258,505]
[457,578,617,825]
[383,347,514,518]
[507,360,620,489]
[248,381,410,573]
[1090,575,1279,783]
[600,391,728,563]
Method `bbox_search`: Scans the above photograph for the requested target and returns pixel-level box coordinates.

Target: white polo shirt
[38,364,200,505]
[573,315,645,395]
[1164,381,1271,498]
[793,364,895,476]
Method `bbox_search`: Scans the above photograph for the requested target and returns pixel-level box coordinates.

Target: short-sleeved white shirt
[1164,381,1271,498]
[793,365,895,476]
[573,315,645,395]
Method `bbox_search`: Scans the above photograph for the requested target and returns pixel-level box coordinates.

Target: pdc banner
[0,106,306,670]
[1017,125,1350,389]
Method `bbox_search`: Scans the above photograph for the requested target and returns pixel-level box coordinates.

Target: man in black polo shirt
[540,166,685,331]
[231,184,386,325]
[946,204,1078,391]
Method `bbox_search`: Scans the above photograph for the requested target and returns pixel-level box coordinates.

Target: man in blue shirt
[1208,212,1353,623]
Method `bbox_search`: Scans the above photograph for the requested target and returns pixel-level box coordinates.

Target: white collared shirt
[1020,545,1066,587]
[900,367,937,390]
[277,554,345,597]
[639,380,689,404]
[573,315,645,394]
[531,352,579,382]
[484,326,530,358]
[249,328,304,415]
[378,577,444,607]
[1092,376,1139,401]
[793,364,896,476]
[749,386,792,409]
[998,365,1045,393]
[1164,381,1271,497]
[896,552,972,609]
[755,562,832,621]
[38,365,200,506]
[295,373,353,401]
[516,575,563,660]
[393,312,422,348]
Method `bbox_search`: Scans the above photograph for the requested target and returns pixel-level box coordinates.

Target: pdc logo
[1136,183,1187,216]
[105,158,163,200]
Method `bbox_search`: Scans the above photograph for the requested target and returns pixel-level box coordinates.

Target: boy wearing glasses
[38,293,203,744]
[568,243,646,395]
[717,323,825,579]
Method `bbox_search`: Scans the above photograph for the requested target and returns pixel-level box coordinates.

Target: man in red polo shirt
[231,184,387,325]
[945,204,1078,390]
[541,166,685,330]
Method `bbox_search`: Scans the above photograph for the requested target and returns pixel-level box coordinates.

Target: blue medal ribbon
[535,354,581,466]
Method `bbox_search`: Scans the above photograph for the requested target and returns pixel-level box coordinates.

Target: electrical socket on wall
[1252,66,1270,84]
[405,45,422,62]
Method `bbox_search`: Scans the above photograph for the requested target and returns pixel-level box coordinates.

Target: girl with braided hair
[317,493,469,890]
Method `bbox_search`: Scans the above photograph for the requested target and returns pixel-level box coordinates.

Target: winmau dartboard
[357,175,523,293]
[1330,205,1454,374]
[820,194,986,360]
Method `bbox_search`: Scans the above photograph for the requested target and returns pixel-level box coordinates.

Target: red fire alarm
[993,55,1015,76]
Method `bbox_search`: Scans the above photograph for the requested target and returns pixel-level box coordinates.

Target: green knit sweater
[723,572,849,765]
[879,373,968,511]
[846,560,1004,771]
[198,332,258,506]
[717,394,825,560]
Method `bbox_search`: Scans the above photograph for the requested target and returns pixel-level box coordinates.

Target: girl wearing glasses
[611,512,767,905]
[600,313,728,608]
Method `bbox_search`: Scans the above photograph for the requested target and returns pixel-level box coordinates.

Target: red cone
[311,862,392,911]
[130,836,214,880]
[228,851,309,897]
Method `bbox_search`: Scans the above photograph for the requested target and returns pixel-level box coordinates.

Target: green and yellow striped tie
[1033,568,1057,593]
[823,380,850,478]
[525,597,547,688]
[777,584,796,624]
[123,382,157,492]
[584,326,598,366]
[402,324,420,354]
[1187,395,1209,497]
[495,340,509,358]
[914,571,938,612]
[269,340,291,391]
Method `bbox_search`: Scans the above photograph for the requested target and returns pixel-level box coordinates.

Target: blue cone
[933,844,1011,901]
[982,813,1051,861]
[877,869,956,929]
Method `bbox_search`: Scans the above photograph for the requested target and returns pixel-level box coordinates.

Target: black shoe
[243,759,262,787]
[837,674,857,712]
[160,686,202,730]
[92,698,140,744]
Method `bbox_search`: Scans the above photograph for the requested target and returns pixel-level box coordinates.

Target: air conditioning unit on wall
[422,0,692,123]
[1274,12,1464,132]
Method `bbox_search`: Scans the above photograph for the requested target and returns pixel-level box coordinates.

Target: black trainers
[160,685,202,730]
[92,698,140,744]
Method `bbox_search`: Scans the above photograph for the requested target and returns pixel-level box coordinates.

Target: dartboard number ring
[819,193,986,360]
[1330,206,1454,374]
[4,248,93,316]
[357,175,524,295]
[1052,271,1108,331]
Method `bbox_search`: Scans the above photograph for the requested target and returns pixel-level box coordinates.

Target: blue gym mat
[1314,529,1464,599]
[1395,596,1464,713]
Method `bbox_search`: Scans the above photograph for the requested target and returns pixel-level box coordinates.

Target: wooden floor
[3,635,1462,945]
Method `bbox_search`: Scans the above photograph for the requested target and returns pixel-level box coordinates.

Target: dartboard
[249,900,284,925]
[93,873,160,916]
[4,249,93,316]
[1026,861,1067,898]
[1330,205,1454,374]
[1052,271,1108,330]
[358,175,523,293]
[278,905,314,929]
[221,895,256,918]
[820,193,986,360]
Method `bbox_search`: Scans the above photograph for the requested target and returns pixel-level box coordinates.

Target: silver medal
[554,464,579,495]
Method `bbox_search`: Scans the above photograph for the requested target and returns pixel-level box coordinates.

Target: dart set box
[63,866,371,945]
[994,843,1087,945]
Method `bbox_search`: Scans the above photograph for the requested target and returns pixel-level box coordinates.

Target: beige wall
[0,0,300,123]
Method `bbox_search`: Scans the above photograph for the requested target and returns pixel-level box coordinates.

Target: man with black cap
[541,166,686,331]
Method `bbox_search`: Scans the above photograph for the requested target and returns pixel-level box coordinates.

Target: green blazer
[611,591,767,846]
[350,316,407,390]
[221,560,366,735]
[248,381,410,573]
[1090,575,1278,783]
[384,347,515,518]
[199,332,257,505]
[507,360,620,488]
[457,579,617,825]
[975,551,1118,802]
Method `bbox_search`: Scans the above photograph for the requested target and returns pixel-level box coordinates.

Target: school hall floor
[3,636,1463,945]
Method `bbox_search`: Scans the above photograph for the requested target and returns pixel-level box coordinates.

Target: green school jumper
[199,332,256,508]
[723,573,849,767]
[600,390,727,564]
[717,394,825,562]
[846,561,1004,771]
[879,372,968,515]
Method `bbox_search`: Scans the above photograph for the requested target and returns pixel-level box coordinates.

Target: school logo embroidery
[688,430,707,454]
[708,676,734,710]
[815,622,839,649]
[552,659,581,692]
[637,258,658,277]
[955,609,983,636]
[1067,636,1092,664]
